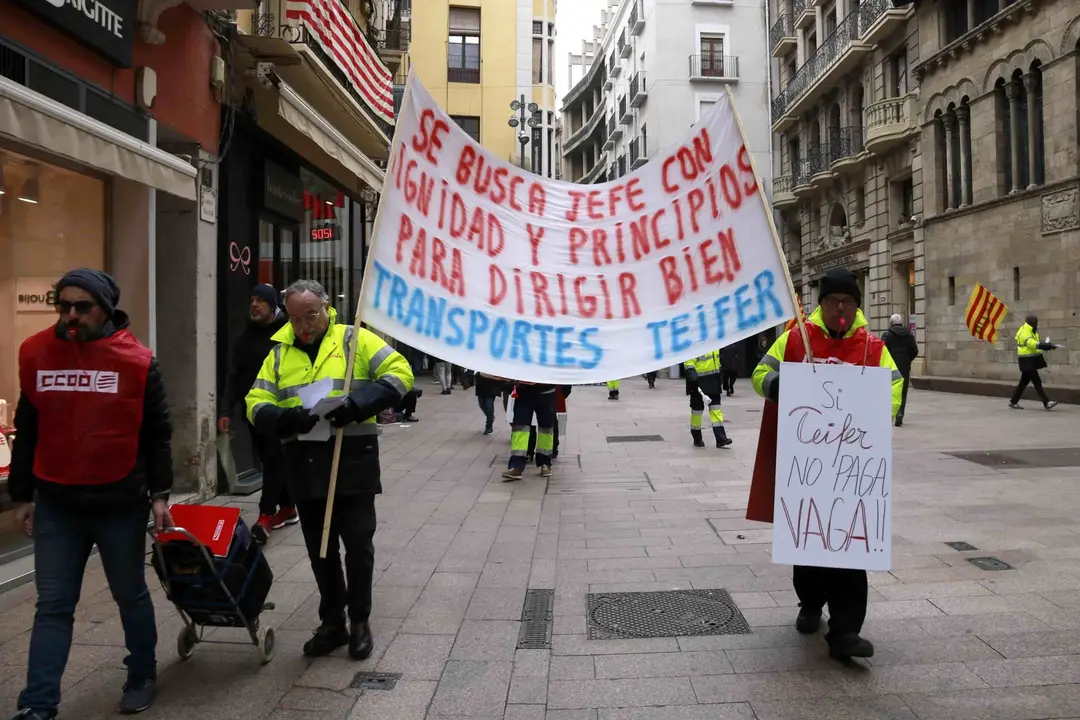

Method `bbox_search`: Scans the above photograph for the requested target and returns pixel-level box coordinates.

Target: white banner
[773,363,893,571]
[360,72,795,384]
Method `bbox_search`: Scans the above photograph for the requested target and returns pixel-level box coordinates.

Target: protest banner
[772,362,893,571]
[357,71,798,384]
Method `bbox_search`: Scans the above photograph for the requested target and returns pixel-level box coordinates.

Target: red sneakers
[271,506,299,529]
[252,514,273,544]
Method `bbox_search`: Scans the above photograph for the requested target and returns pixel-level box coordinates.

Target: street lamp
[508,95,541,171]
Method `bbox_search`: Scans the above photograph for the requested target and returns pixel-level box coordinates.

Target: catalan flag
[784,296,807,332]
[965,282,1008,344]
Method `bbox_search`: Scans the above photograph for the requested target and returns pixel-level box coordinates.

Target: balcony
[773,175,797,208]
[808,144,837,187]
[793,0,813,29]
[859,0,915,47]
[629,72,647,108]
[619,95,633,125]
[630,0,645,35]
[792,159,814,197]
[619,30,632,58]
[582,159,605,184]
[689,54,740,83]
[630,135,648,169]
[563,105,604,155]
[369,24,409,74]
[770,14,795,57]
[447,67,480,84]
[618,153,627,177]
[608,163,617,181]
[828,126,867,173]
[603,116,617,150]
[609,52,621,77]
[864,93,919,154]
[771,11,871,131]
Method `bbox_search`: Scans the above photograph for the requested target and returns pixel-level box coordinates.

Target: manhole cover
[606,435,664,443]
[968,556,1015,571]
[946,541,978,551]
[586,589,751,639]
[350,672,401,690]
[946,447,1080,469]
[518,589,554,649]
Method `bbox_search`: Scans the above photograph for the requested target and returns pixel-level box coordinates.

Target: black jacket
[882,323,919,376]
[223,312,288,417]
[9,312,173,513]
[720,345,742,374]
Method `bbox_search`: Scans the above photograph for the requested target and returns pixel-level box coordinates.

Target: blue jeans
[19,501,157,714]
[478,395,496,431]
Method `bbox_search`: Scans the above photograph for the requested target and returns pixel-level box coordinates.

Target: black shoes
[795,605,822,634]
[895,415,903,427]
[716,437,733,448]
[828,632,875,660]
[350,622,374,660]
[118,677,156,714]
[303,624,350,657]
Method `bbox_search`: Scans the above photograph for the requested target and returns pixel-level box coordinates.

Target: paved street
[1,379,1079,720]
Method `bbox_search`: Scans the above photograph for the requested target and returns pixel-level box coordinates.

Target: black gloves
[277,407,319,437]
[1037,341,1057,351]
[685,367,698,383]
[766,376,780,404]
[325,397,359,428]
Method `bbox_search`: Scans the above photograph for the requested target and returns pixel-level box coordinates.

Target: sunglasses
[55,300,97,315]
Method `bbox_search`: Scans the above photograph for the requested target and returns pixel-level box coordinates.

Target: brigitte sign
[14,0,135,67]
[360,73,795,384]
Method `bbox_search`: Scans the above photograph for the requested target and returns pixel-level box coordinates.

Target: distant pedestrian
[1009,314,1060,410]
[395,388,421,422]
[644,371,658,389]
[606,380,620,400]
[684,350,731,448]
[433,357,452,395]
[720,344,741,396]
[881,314,919,427]
[475,372,504,434]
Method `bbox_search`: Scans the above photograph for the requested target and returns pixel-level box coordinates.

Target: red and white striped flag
[964,282,1008,344]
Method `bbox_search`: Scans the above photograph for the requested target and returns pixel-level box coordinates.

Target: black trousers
[1011,369,1050,404]
[528,414,560,456]
[722,370,737,393]
[297,494,377,626]
[645,372,657,385]
[898,373,910,418]
[793,565,868,638]
[396,389,420,416]
[250,421,291,515]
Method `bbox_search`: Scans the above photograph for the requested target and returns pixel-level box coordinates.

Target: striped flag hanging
[964,282,1008,344]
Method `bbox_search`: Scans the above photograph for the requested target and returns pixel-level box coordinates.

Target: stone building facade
[916,0,1080,384]
[769,0,923,342]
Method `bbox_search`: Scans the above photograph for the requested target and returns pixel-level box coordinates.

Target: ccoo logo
[37,369,120,394]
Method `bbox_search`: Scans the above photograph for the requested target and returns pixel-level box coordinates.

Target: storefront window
[299,169,349,318]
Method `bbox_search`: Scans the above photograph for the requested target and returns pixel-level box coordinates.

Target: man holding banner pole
[747,267,903,660]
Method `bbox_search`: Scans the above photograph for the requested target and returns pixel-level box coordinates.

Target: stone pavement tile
[594,650,734,678]
[546,711,598,720]
[490,542,539,563]
[268,710,346,720]
[513,648,550,678]
[866,636,1000,667]
[874,581,994,601]
[915,612,1055,637]
[749,695,916,720]
[691,669,849,703]
[508,675,547,704]
[676,626,809,652]
[900,685,1080,720]
[967,655,1080,687]
[295,618,402,691]
[530,559,557,587]
[479,563,534,589]
[278,687,357,716]
[838,662,988,696]
[726,646,832,674]
[140,653,299,719]
[596,705,756,720]
[547,678,697,709]
[346,679,436,720]
[504,706,547,720]
[375,633,455,680]
[550,655,594,679]
[430,660,512,717]
[400,587,473,635]
[377,561,439,587]
[732,592,781,609]
[54,666,130,720]
[865,599,946,620]
[981,630,1080,658]
[467,588,528,620]
[553,616,587,635]
[372,584,425,618]
[0,642,124,696]
[450,620,520,662]
[551,635,679,656]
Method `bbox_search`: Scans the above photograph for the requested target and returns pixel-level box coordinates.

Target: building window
[699,34,726,78]
[532,20,543,35]
[942,1,968,44]
[996,64,1044,195]
[448,7,481,84]
[948,276,956,306]
[890,176,913,226]
[852,182,865,224]
[532,38,542,84]
[450,115,481,143]
[548,39,554,86]
[935,100,972,212]
[886,49,907,98]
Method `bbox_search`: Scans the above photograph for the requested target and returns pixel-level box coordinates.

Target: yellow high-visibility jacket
[1015,323,1041,357]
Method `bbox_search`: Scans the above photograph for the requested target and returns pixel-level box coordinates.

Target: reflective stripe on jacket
[1016,323,1041,357]
[685,350,722,376]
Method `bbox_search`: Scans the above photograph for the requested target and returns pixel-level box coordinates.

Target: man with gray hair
[245,279,414,659]
[881,313,919,426]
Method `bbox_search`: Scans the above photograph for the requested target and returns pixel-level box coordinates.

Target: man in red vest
[748,267,902,661]
[9,269,174,719]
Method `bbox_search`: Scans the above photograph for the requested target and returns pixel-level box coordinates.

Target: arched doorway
[828,202,848,249]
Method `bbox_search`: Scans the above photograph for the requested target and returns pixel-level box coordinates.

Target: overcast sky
[555,0,607,111]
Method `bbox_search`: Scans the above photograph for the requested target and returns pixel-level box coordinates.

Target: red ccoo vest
[745,322,884,524]
[19,326,152,486]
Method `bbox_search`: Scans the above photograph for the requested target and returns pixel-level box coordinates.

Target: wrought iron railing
[792,158,812,186]
[448,66,480,83]
[829,126,865,162]
[630,135,647,165]
[689,54,739,79]
[808,144,833,175]
[370,26,409,51]
[858,0,894,34]
[772,10,860,123]
[792,0,806,18]
[629,72,645,103]
[618,154,627,176]
[618,95,629,120]
[607,115,616,139]
[770,14,793,49]
[628,2,639,29]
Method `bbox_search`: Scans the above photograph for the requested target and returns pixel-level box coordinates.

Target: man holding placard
[749,268,903,661]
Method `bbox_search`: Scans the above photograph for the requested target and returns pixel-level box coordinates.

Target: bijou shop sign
[16,278,59,313]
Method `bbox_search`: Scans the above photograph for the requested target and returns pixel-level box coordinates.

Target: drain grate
[518,589,554,649]
[606,435,664,443]
[586,589,751,640]
[350,672,401,691]
[946,541,978,551]
[947,447,1080,469]
[968,556,1015,571]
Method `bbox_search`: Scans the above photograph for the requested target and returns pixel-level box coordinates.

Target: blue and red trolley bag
[149,503,277,664]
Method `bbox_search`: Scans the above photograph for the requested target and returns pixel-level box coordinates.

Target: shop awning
[277,82,385,193]
[0,77,197,201]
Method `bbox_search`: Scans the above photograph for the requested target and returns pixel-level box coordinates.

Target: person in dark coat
[881,313,919,426]
[219,284,293,541]
[475,373,504,434]
[720,344,741,396]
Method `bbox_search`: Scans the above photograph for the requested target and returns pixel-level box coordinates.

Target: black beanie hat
[55,268,121,317]
[251,283,279,307]
[818,267,861,306]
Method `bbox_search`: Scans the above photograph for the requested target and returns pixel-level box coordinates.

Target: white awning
[0,76,197,201]
[277,81,385,193]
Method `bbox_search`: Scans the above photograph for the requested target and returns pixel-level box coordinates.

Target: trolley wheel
[257,627,275,665]
[176,625,198,661]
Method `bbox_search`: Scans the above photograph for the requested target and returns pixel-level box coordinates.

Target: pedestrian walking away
[881,313,919,426]
[606,380,620,400]
[644,371,657,389]
[750,267,903,661]
[502,381,556,481]
[219,283,296,543]
[475,372,504,434]
[10,269,174,718]
[394,388,421,422]
[720,344,741,396]
[245,279,414,661]
[1009,314,1060,410]
[433,358,452,394]
[684,350,732,448]
[529,384,570,460]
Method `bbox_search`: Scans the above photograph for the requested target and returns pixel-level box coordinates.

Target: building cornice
[913,0,1039,82]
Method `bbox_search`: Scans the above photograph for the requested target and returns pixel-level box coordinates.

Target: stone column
[942,111,956,210]
[966,0,976,31]
[955,105,971,207]
[1023,72,1039,188]
[1005,80,1023,192]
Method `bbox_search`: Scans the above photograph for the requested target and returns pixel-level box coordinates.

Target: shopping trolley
[148,504,276,664]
